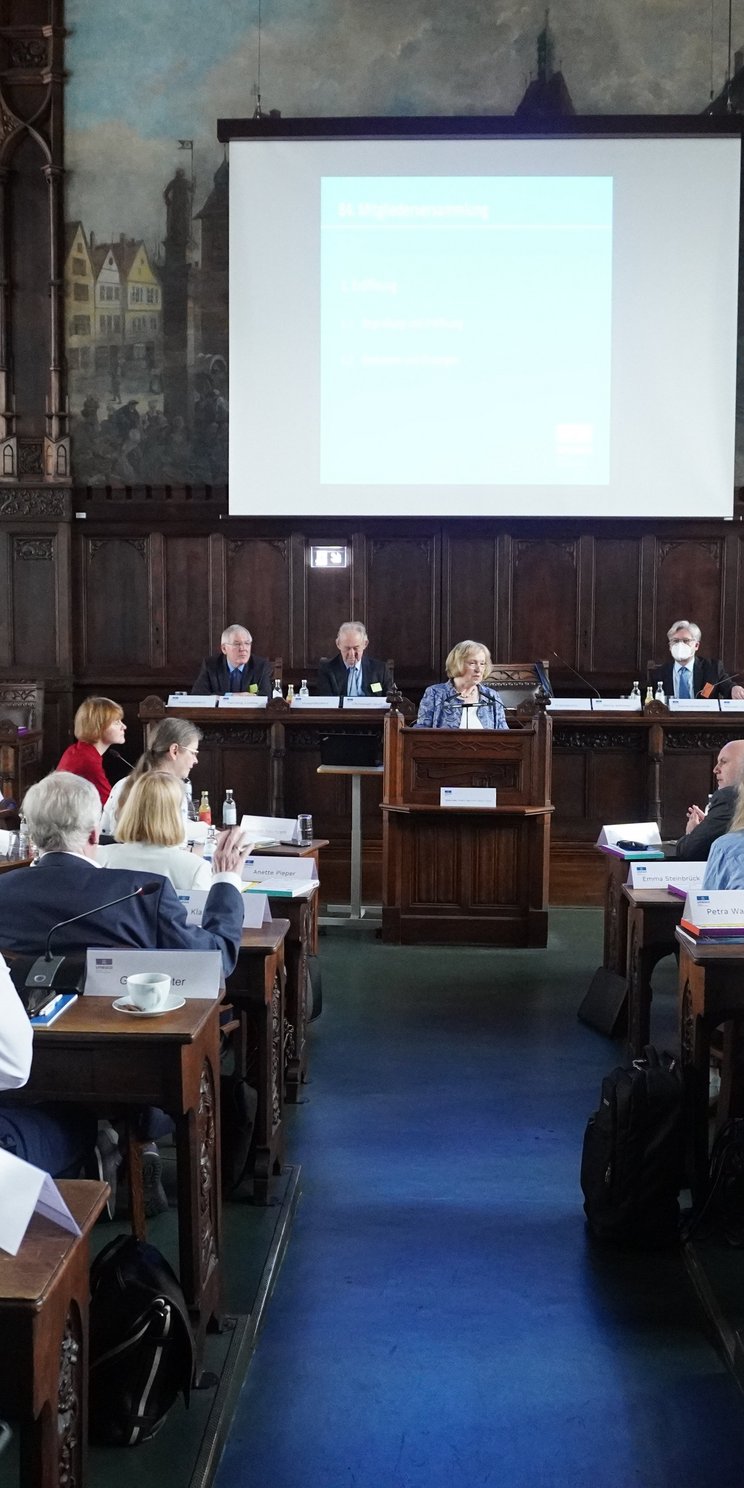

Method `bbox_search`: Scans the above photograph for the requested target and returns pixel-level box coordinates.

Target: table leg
[350,773,362,919]
[175,1043,221,1371]
[679,946,711,1203]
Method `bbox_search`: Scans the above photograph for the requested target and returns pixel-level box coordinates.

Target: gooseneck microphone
[698,669,744,699]
[549,650,601,702]
[108,750,134,770]
[13,882,162,1014]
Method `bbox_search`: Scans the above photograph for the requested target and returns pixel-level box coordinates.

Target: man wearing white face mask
[649,620,744,701]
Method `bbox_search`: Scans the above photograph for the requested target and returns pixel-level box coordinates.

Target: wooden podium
[381,708,552,946]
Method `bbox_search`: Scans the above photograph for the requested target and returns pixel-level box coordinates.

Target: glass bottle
[272,677,283,699]
[222,788,237,827]
[298,678,310,698]
[198,790,212,824]
[286,683,296,703]
[655,681,666,703]
[185,780,198,822]
[629,680,641,703]
[644,685,654,705]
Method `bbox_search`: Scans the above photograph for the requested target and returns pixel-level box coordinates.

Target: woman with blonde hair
[101,716,201,836]
[415,641,508,730]
[97,773,213,892]
[56,695,126,807]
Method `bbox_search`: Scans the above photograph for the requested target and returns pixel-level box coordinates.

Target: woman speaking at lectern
[415,641,508,730]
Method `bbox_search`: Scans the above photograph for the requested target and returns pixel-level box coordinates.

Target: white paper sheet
[0,1147,80,1256]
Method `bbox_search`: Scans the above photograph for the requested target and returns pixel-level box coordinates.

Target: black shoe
[141,1142,168,1217]
[94,1126,122,1220]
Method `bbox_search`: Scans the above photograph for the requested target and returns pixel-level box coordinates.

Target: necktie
[678,667,691,699]
[347,666,359,697]
[230,667,242,693]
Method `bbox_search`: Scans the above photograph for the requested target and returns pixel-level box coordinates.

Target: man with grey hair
[649,620,744,701]
[191,623,272,696]
[317,621,393,698]
[675,738,744,859]
[0,772,248,974]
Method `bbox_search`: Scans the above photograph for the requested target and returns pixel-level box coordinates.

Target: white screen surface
[228,132,741,518]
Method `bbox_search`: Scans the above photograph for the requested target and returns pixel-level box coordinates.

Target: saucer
[112,995,186,1018]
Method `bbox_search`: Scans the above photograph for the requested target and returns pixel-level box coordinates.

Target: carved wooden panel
[589,537,642,674]
[9,132,48,434]
[651,537,724,662]
[366,534,439,674]
[78,533,151,670]
[441,533,498,652]
[8,528,59,668]
[510,537,580,663]
[164,534,213,674]
[226,537,290,663]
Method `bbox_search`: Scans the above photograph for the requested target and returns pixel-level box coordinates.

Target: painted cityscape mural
[64,0,744,486]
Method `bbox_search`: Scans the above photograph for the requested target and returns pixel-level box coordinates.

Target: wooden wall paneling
[509,535,580,669]
[77,530,152,674]
[305,531,352,673]
[651,536,725,665]
[659,728,721,840]
[365,531,440,679]
[638,530,659,681]
[225,534,291,669]
[289,531,306,673]
[584,536,642,685]
[9,527,59,667]
[149,530,165,669]
[208,530,225,651]
[8,133,48,434]
[0,526,10,664]
[723,528,744,682]
[164,531,215,679]
[441,530,498,657]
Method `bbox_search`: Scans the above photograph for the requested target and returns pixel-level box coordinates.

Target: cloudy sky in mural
[66,0,736,248]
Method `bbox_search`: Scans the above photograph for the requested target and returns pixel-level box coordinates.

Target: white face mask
[670,640,695,662]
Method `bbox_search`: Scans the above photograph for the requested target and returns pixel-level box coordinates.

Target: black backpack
[580,1046,684,1247]
[89,1235,196,1445]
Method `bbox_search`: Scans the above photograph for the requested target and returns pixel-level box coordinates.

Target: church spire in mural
[514,10,575,118]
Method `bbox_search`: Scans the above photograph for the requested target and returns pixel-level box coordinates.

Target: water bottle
[272,678,283,699]
[629,680,641,703]
[18,813,29,857]
[222,788,237,827]
[644,685,653,705]
[298,678,310,699]
[286,683,296,703]
[655,681,666,703]
[185,780,198,822]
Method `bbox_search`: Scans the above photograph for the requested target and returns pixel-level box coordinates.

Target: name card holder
[667,698,722,713]
[681,890,744,939]
[440,787,497,808]
[85,948,222,998]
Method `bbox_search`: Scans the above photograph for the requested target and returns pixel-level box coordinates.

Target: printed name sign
[241,856,319,896]
[596,821,662,848]
[440,787,497,808]
[178,889,270,928]
[681,891,744,935]
[629,862,706,891]
[240,814,298,842]
[0,1148,81,1257]
[85,949,222,998]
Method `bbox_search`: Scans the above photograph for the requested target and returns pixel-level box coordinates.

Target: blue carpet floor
[216,911,744,1488]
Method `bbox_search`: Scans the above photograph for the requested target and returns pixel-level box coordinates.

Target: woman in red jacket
[56,696,126,807]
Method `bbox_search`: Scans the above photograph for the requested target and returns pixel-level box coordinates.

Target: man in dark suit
[191,623,272,696]
[649,619,744,701]
[317,622,393,698]
[675,738,744,859]
[0,771,250,1189]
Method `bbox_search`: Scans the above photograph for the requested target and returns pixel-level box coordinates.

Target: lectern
[381,707,552,946]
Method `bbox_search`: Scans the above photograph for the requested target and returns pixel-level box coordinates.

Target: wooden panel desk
[622,886,684,1056]
[13,997,221,1370]
[0,724,42,807]
[0,1179,109,1488]
[227,920,288,1202]
[676,932,744,1201]
[265,889,317,1101]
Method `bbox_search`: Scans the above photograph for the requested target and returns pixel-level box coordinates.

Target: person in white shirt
[101,717,201,836]
[0,951,97,1175]
[98,773,214,892]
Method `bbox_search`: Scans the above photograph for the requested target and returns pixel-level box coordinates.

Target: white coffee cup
[126,971,171,1012]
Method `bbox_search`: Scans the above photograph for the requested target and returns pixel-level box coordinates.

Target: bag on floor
[580,1046,684,1247]
[89,1235,195,1445]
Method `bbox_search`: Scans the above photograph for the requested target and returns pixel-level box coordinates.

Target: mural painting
[64,0,744,488]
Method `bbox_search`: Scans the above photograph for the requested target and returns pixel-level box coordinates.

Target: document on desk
[178,889,271,928]
[85,948,222,998]
[240,855,319,895]
[0,1147,80,1256]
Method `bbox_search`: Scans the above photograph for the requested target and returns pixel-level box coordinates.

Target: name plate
[440,787,497,808]
[667,698,722,712]
[85,948,222,998]
[217,694,268,708]
[241,855,319,896]
[240,814,298,844]
[596,821,662,850]
[720,699,744,712]
[547,698,594,711]
[290,696,340,709]
[682,891,744,934]
[178,889,270,928]
[341,696,390,710]
[0,1148,81,1257]
[590,697,642,712]
[170,694,216,708]
[629,861,705,890]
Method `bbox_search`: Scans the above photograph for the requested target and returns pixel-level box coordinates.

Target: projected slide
[320,176,613,486]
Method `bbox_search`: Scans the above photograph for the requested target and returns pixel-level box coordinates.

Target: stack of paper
[241,855,319,897]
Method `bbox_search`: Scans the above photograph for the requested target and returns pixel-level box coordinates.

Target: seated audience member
[56,695,126,807]
[416,641,508,730]
[98,773,213,892]
[702,779,744,889]
[0,951,96,1177]
[191,623,272,696]
[101,717,201,836]
[317,622,393,698]
[649,620,744,701]
[0,772,248,977]
[675,739,744,860]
